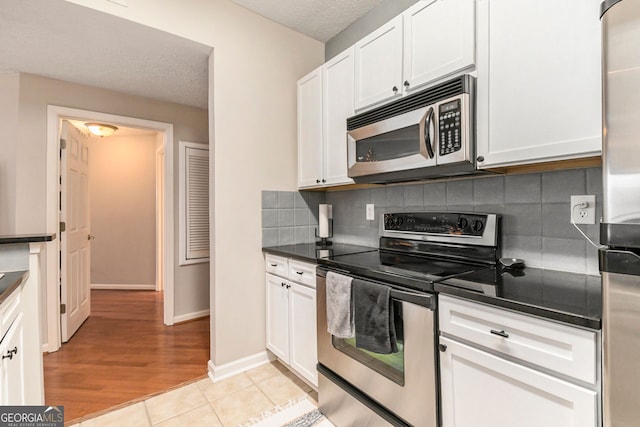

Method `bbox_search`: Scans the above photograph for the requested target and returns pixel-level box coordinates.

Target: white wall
[89,132,158,287]
[13,73,209,322]
[60,0,325,366]
[0,74,20,234]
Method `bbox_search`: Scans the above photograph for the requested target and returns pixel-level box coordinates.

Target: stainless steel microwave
[347,75,476,183]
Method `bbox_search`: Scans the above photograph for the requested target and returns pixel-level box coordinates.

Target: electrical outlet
[570,195,596,224]
[366,204,375,221]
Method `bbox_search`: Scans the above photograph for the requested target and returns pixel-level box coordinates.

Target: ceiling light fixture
[85,122,118,137]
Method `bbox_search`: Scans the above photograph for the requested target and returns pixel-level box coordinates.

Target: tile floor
[69,362,318,427]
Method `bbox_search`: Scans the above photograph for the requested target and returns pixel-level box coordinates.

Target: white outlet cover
[570,195,596,224]
[366,204,375,221]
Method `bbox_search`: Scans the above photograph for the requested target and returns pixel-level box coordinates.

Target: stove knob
[386,216,395,228]
[396,217,404,226]
[471,219,484,233]
[457,217,468,230]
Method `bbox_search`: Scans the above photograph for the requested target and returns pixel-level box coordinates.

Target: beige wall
[64,0,324,365]
[0,74,20,234]
[89,132,157,286]
[14,73,209,318]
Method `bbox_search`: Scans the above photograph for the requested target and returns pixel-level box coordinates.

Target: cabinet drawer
[439,295,598,385]
[265,254,289,278]
[288,260,317,289]
[0,288,21,340]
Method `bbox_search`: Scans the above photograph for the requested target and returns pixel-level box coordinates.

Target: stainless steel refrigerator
[600,1,640,426]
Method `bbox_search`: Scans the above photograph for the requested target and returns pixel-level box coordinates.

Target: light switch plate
[366,204,375,221]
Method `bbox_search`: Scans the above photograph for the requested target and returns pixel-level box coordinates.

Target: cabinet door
[354,15,403,110]
[266,273,290,363]
[0,314,25,406]
[289,283,317,387]
[439,336,598,427]
[403,0,475,93]
[323,47,355,187]
[297,66,324,188]
[476,0,602,168]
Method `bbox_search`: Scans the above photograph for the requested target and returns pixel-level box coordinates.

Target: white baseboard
[91,283,156,290]
[174,309,210,324]
[207,351,274,383]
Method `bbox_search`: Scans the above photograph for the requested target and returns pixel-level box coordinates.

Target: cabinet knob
[316,179,321,184]
[270,263,278,267]
[438,344,447,352]
[281,282,286,287]
[2,346,17,360]
[404,80,410,88]
[476,156,485,163]
[296,271,304,275]
[286,284,291,289]
[392,86,398,93]
[322,179,326,183]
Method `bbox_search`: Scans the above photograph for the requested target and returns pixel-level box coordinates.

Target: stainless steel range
[316,212,501,427]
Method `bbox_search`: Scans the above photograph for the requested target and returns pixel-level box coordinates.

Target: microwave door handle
[423,106,435,159]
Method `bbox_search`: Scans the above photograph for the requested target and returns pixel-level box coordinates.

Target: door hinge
[60,138,67,150]
[60,304,66,314]
[59,222,66,232]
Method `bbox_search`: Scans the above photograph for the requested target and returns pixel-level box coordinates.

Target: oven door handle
[389,288,435,310]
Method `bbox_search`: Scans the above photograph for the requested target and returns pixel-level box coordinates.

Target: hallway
[43,290,210,424]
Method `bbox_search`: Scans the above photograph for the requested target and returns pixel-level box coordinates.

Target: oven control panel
[384,212,488,237]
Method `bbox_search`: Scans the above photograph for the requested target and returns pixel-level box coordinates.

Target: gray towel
[326,271,354,338]
[353,279,397,354]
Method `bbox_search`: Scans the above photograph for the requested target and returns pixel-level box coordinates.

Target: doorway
[46,106,176,352]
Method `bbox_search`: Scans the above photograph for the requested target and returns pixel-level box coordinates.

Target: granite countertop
[0,234,56,244]
[0,271,29,306]
[435,267,602,330]
[262,243,376,263]
[262,244,602,330]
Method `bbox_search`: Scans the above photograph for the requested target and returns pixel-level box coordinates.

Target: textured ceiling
[230,0,383,42]
[0,0,211,109]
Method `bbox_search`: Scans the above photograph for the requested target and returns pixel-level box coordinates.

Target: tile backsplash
[262,167,602,275]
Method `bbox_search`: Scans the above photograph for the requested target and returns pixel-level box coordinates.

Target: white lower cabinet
[439,295,600,427]
[265,254,318,387]
[440,337,597,427]
[0,313,25,406]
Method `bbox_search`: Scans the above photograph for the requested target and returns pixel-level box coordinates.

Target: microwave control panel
[438,99,462,156]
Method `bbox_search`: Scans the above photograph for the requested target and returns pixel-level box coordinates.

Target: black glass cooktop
[318,249,492,292]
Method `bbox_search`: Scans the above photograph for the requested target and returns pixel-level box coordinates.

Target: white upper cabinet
[354,15,404,110]
[475,0,602,168]
[403,0,476,94]
[355,1,477,111]
[323,47,355,187]
[298,48,355,189]
[297,66,324,188]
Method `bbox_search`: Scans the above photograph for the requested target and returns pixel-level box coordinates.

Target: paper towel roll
[319,204,330,238]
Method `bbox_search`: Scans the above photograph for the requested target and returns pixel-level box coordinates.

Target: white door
[354,15,403,110]
[265,273,290,363]
[439,336,598,427]
[323,46,355,187]
[403,0,476,93]
[60,121,92,342]
[288,282,317,386]
[297,66,324,188]
[0,314,25,405]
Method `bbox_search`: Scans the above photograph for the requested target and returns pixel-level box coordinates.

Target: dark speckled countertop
[0,234,56,244]
[262,244,602,330]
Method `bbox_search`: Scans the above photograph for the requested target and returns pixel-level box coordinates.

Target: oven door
[317,268,438,427]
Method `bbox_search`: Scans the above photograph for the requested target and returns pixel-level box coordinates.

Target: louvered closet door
[179,141,210,264]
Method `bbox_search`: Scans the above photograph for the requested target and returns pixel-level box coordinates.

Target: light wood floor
[43,290,210,424]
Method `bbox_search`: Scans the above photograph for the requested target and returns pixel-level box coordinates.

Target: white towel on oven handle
[326,271,354,338]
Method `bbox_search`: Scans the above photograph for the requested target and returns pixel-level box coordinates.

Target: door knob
[88,234,96,240]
